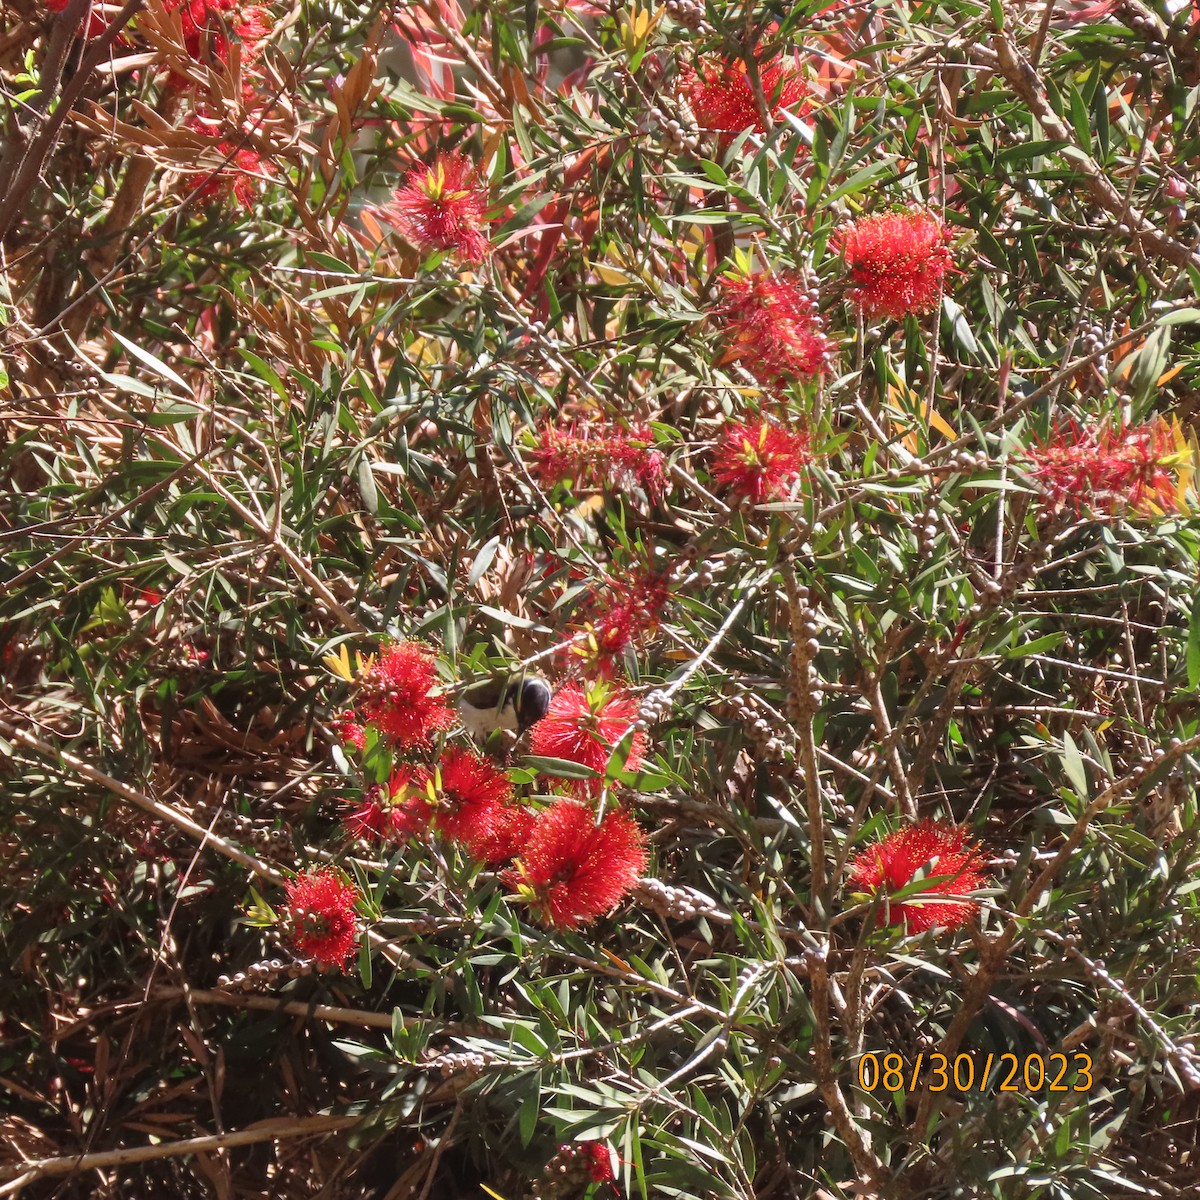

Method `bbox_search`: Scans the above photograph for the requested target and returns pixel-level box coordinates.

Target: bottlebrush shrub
[528,680,647,796]
[678,56,810,141]
[10,0,1200,1195]
[833,206,956,320]
[1023,417,1188,516]
[715,266,832,389]
[847,820,991,934]
[379,151,493,264]
[280,868,362,968]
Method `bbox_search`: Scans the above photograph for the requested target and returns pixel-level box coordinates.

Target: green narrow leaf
[1062,732,1089,797]
[356,455,379,515]
[1186,590,1200,689]
[520,755,602,782]
[468,536,501,586]
[1069,86,1092,156]
[238,348,288,400]
[111,330,190,393]
[518,1083,540,1146]
[1093,73,1110,159]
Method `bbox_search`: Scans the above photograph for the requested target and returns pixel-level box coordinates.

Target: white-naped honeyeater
[457,672,553,751]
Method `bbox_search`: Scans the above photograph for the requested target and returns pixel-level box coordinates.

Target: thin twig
[0,1115,360,1188]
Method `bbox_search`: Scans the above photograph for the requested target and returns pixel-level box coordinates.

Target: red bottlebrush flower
[354,641,456,749]
[581,1141,616,1184]
[468,803,536,865]
[847,820,991,934]
[568,566,672,676]
[529,419,665,503]
[183,97,276,206]
[529,421,585,487]
[188,133,273,205]
[717,270,832,389]
[382,152,492,264]
[1025,419,1185,517]
[503,800,647,928]
[159,0,272,88]
[167,0,272,64]
[283,868,361,968]
[833,208,956,320]
[47,0,110,40]
[335,710,367,751]
[231,3,272,58]
[529,681,646,796]
[609,423,667,501]
[679,57,809,140]
[711,418,812,505]
[429,745,514,847]
[343,767,433,842]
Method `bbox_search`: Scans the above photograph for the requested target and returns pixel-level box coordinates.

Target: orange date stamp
[855,1051,1095,1094]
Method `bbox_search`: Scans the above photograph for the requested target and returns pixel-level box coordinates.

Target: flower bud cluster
[664,0,713,34]
[422,1048,497,1078]
[218,957,312,989]
[200,807,295,861]
[637,687,674,726]
[716,692,787,762]
[636,876,721,920]
[648,101,702,155]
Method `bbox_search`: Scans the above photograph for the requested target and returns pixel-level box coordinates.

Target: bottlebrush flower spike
[833,207,956,320]
[568,565,672,676]
[352,641,455,748]
[381,152,492,264]
[582,1141,617,1184]
[164,0,273,72]
[1025,418,1188,517]
[678,57,809,140]
[46,0,111,39]
[717,269,831,389]
[609,424,667,500]
[711,418,812,505]
[503,800,647,928]
[847,820,990,934]
[529,418,665,503]
[185,115,274,206]
[468,802,536,865]
[282,868,361,968]
[334,710,367,751]
[428,745,515,850]
[529,681,647,796]
[343,766,433,842]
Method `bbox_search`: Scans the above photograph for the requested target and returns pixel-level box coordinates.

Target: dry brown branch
[0,1115,360,1189]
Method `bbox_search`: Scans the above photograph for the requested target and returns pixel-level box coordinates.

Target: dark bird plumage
[458,674,552,742]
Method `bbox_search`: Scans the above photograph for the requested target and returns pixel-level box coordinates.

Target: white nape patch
[458,695,519,740]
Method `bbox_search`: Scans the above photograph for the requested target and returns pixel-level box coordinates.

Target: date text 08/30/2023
[856,1052,1095,1094]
